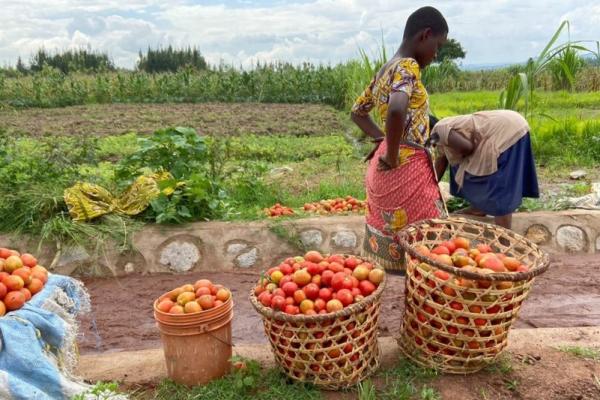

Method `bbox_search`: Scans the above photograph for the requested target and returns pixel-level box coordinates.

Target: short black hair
[403,6,448,39]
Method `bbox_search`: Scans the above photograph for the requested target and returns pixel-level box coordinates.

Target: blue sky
[0,1,598,69]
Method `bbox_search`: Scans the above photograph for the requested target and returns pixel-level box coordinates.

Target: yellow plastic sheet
[64,171,182,221]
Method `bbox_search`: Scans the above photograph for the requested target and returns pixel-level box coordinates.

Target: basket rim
[250,273,386,323]
[396,217,551,282]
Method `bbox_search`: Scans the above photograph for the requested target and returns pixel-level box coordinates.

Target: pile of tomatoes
[254,251,385,315]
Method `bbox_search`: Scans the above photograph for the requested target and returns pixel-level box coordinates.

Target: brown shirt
[432,110,529,187]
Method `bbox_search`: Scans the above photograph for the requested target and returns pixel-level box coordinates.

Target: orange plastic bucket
[154,297,234,386]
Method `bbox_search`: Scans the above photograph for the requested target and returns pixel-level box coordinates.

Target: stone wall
[2,211,599,277]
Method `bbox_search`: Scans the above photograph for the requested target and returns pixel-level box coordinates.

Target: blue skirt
[450,133,539,216]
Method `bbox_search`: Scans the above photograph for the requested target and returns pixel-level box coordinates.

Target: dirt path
[77,254,600,354]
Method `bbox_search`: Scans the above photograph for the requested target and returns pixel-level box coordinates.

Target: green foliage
[136,46,208,73]
[29,48,115,74]
[154,357,322,400]
[115,126,207,183]
[549,46,586,90]
[435,38,466,62]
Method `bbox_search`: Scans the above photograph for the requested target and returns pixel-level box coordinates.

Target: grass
[558,346,600,360]
[112,357,442,400]
[484,353,514,375]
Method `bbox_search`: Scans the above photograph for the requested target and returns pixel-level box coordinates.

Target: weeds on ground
[558,346,600,361]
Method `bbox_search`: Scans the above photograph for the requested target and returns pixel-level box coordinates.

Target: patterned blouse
[351,58,430,145]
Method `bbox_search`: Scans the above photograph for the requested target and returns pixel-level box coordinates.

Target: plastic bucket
[154,297,234,386]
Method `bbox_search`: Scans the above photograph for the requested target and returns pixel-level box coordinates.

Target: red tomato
[273,288,286,298]
[350,276,360,288]
[280,264,293,275]
[314,298,326,312]
[336,289,354,306]
[284,305,299,315]
[318,288,332,302]
[306,263,320,276]
[328,262,345,273]
[285,297,295,306]
[282,282,298,297]
[258,292,272,307]
[303,283,320,300]
[271,296,286,311]
[331,272,353,292]
[359,280,376,296]
[344,257,359,270]
[279,275,293,288]
[322,270,334,286]
[351,287,361,297]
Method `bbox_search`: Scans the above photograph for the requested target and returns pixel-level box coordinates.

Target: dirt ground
[77,253,600,354]
[0,103,345,137]
[321,347,600,400]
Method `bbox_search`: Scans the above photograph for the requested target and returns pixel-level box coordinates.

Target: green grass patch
[558,346,600,360]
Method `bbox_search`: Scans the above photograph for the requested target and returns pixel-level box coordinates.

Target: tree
[435,38,466,62]
[16,57,27,74]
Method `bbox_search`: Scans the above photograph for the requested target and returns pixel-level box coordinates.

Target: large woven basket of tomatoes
[396,218,550,374]
[250,251,386,390]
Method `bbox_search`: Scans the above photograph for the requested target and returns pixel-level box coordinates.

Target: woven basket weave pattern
[396,218,549,374]
[250,272,386,389]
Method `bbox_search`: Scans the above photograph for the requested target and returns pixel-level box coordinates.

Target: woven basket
[395,218,550,374]
[250,273,386,390]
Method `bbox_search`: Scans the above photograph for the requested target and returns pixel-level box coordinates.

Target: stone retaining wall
[22,210,594,277]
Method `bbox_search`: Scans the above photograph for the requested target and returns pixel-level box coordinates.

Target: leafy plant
[115,126,207,183]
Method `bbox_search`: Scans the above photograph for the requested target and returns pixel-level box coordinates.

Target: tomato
[328,262,345,273]
[285,297,295,306]
[318,288,332,302]
[293,269,312,286]
[441,241,457,254]
[306,263,320,276]
[271,296,286,311]
[358,280,376,296]
[284,305,299,315]
[273,288,286,298]
[195,287,211,297]
[344,257,359,269]
[311,275,322,286]
[314,298,326,312]
[157,299,174,312]
[258,292,272,307]
[279,275,293,288]
[4,291,25,311]
[350,276,359,288]
[322,270,334,286]
[368,269,384,285]
[326,299,343,313]
[20,253,37,268]
[351,287,362,297]
[352,266,369,281]
[303,283,320,300]
[299,299,314,314]
[433,270,450,281]
[331,272,353,291]
[282,281,298,297]
[431,246,450,255]
[336,289,354,306]
[293,290,306,304]
[280,264,293,275]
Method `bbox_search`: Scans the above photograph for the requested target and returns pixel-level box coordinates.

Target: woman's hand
[377,153,398,171]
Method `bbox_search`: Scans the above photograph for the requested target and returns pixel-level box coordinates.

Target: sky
[0,0,598,69]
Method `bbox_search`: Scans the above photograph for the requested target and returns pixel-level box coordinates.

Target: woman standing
[431,110,540,229]
[351,6,448,270]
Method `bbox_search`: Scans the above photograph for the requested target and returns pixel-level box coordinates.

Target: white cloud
[0,0,598,69]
